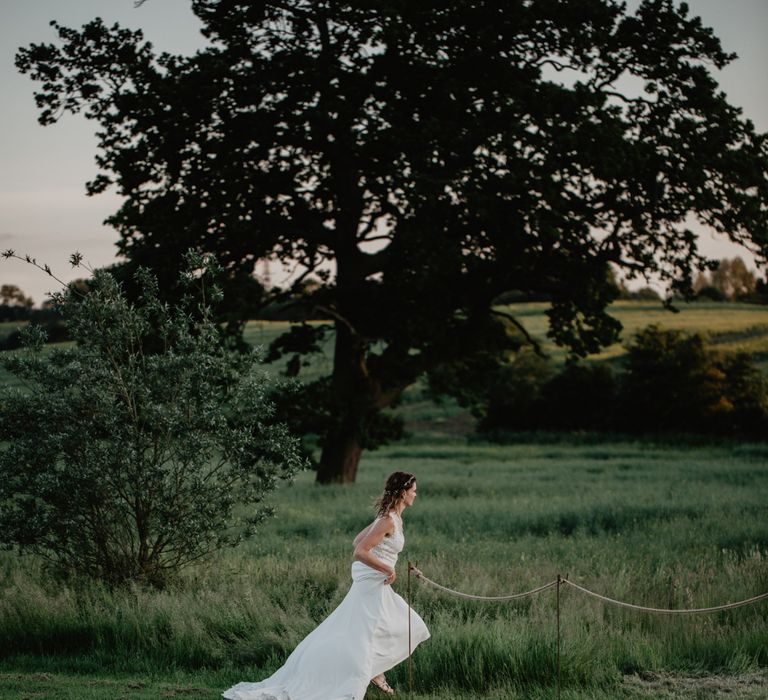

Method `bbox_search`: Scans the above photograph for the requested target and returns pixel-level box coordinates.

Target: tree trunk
[317,416,363,484]
[316,317,369,484]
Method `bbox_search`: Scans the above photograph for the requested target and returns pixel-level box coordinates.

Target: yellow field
[498,300,768,366]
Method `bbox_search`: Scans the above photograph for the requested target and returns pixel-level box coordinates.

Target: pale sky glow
[1,1,767,306]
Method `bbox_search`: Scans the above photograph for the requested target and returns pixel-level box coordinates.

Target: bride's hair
[373,471,416,516]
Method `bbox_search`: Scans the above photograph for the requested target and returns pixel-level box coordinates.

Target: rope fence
[404,562,768,699]
[409,566,559,601]
[562,577,768,615]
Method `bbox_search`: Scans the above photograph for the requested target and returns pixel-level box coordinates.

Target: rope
[408,565,768,613]
[409,565,558,601]
[562,578,768,615]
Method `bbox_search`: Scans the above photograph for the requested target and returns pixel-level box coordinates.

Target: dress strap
[374,512,401,527]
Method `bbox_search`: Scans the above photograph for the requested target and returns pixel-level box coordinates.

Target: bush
[478,325,768,439]
[696,285,727,302]
[718,352,768,435]
[0,251,307,587]
[478,349,553,431]
[619,326,723,433]
[627,286,662,301]
[479,358,618,433]
[539,362,618,431]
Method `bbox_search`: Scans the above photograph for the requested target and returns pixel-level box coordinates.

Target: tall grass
[1,438,766,695]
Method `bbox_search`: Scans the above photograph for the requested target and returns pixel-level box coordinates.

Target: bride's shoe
[370,674,395,695]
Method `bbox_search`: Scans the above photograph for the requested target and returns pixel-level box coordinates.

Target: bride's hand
[384,568,396,585]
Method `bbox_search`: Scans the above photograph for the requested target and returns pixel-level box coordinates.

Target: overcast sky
[1,0,767,306]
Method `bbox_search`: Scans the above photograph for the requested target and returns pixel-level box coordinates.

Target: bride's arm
[353,518,395,576]
[352,523,373,549]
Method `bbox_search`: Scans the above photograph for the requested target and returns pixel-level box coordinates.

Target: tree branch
[490,308,546,357]
[313,304,362,338]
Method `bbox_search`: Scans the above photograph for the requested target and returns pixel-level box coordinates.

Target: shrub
[627,286,662,301]
[618,326,768,436]
[539,362,618,431]
[478,325,768,439]
[696,285,727,302]
[620,325,730,433]
[718,352,768,435]
[0,251,307,587]
[478,349,553,432]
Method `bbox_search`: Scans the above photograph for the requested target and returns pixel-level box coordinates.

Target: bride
[223,471,431,699]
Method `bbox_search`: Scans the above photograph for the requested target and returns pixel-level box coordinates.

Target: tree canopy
[16,0,768,482]
[0,284,34,309]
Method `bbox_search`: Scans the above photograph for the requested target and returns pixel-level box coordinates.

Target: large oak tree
[17,0,768,482]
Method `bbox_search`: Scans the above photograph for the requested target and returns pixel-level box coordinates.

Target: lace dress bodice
[369,512,404,568]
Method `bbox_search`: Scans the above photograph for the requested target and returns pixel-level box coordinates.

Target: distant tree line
[692,257,765,302]
[0,284,35,314]
[606,268,662,302]
[607,256,766,304]
[431,325,768,440]
[0,284,72,349]
[487,256,767,307]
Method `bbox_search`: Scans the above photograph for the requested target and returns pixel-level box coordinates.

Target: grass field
[1,301,768,698]
[1,437,767,698]
[2,669,768,699]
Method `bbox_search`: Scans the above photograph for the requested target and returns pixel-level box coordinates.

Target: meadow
[2,436,768,698]
[1,300,768,698]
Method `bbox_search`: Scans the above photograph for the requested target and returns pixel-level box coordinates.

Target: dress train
[223,512,429,700]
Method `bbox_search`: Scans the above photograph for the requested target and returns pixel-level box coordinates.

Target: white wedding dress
[222,511,430,700]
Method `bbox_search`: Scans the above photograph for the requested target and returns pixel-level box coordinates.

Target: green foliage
[619,286,663,302]
[620,325,768,435]
[620,326,722,431]
[719,353,768,434]
[15,0,768,480]
[696,285,727,302]
[425,319,531,420]
[541,362,618,431]
[478,325,768,438]
[481,349,554,428]
[0,252,307,587]
[479,357,617,433]
[0,320,69,350]
[270,376,405,462]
